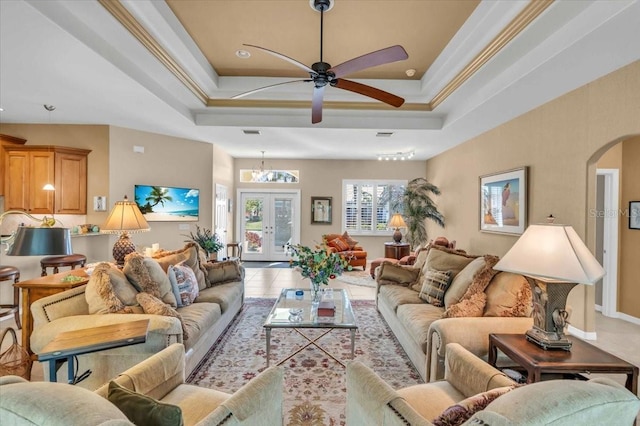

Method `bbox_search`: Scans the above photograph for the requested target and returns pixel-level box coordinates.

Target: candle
[152,243,160,253]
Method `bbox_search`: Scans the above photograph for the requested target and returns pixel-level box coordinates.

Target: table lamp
[494,222,604,350]
[0,210,72,256]
[388,213,407,243]
[100,195,150,265]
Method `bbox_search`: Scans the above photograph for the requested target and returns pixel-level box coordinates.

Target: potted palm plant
[184,225,224,260]
[402,177,445,249]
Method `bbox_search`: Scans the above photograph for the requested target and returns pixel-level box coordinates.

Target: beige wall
[234,158,427,259]
[425,60,640,332]
[108,126,215,252]
[619,138,640,317]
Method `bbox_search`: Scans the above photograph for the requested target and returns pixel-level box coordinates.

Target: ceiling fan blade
[231,79,311,99]
[329,45,408,78]
[243,44,315,74]
[333,79,405,107]
[311,86,325,124]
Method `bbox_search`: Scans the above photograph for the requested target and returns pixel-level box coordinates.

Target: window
[342,180,407,235]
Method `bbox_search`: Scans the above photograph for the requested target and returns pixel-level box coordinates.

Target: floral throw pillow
[419,269,453,307]
[168,262,199,307]
[433,385,516,426]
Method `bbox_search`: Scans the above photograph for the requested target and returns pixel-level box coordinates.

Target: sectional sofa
[29,243,244,390]
[375,244,534,382]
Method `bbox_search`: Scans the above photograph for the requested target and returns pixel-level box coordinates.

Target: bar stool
[40,253,87,276]
[0,265,21,329]
[226,242,242,262]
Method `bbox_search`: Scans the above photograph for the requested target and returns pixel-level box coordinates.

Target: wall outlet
[178,224,190,230]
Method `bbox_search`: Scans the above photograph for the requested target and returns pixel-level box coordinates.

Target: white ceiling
[1,0,639,160]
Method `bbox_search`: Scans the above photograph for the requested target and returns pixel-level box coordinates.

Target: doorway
[215,184,229,261]
[238,190,300,261]
[595,169,619,318]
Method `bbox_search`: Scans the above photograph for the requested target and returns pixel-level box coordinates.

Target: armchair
[322,232,367,270]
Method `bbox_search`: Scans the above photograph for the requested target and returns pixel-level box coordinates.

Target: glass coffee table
[264,288,358,367]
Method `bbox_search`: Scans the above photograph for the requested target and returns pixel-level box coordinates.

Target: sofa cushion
[396,303,445,353]
[137,292,189,340]
[377,263,421,286]
[396,381,465,422]
[168,263,199,307]
[378,285,423,312]
[177,302,221,350]
[85,263,138,314]
[419,270,453,307]
[327,237,350,252]
[108,380,183,426]
[433,385,515,426]
[484,272,532,317]
[124,253,177,307]
[423,246,478,279]
[203,260,242,286]
[444,257,486,308]
[196,282,243,313]
[153,243,207,291]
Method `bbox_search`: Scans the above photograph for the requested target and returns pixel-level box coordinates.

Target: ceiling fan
[232,0,408,124]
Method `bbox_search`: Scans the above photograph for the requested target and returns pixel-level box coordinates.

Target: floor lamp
[494,223,605,350]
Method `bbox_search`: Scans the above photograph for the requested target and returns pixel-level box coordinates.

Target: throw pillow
[341,231,359,249]
[422,245,478,279]
[441,292,486,318]
[419,269,453,307]
[85,263,137,315]
[484,272,533,317]
[203,259,243,286]
[376,262,421,286]
[442,255,500,318]
[153,243,207,291]
[327,237,350,252]
[433,386,515,426]
[168,262,199,306]
[108,381,183,426]
[123,253,177,307]
[444,257,487,308]
[136,292,189,340]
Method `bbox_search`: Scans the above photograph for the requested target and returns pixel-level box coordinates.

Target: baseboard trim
[568,325,597,341]
[615,312,640,326]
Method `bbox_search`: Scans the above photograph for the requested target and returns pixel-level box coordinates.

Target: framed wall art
[134,184,199,222]
[311,196,332,224]
[479,167,527,235]
[630,201,640,230]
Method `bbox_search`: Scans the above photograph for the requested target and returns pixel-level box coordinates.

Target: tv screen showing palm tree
[134,185,199,222]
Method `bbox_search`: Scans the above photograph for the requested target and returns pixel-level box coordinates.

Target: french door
[238,190,300,261]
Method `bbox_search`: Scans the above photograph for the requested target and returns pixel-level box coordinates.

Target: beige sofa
[375,244,534,382]
[0,343,284,426]
[29,244,244,390]
[347,343,640,425]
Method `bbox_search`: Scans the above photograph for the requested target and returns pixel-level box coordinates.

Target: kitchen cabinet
[3,145,91,214]
[0,134,27,197]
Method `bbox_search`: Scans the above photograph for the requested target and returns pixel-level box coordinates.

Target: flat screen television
[134,185,199,222]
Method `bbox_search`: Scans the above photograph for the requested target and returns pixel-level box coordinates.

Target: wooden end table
[14,269,89,357]
[39,319,149,384]
[384,242,410,260]
[489,333,638,394]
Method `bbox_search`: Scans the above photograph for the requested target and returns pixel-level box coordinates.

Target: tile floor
[3,266,639,401]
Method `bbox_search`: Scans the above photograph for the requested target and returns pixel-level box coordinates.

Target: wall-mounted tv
[134,185,199,222]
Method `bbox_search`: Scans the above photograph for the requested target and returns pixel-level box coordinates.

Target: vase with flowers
[288,243,351,301]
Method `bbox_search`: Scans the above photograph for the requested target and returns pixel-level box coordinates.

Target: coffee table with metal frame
[263,288,358,367]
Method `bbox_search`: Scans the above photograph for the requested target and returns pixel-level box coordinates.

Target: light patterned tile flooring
[3,266,638,401]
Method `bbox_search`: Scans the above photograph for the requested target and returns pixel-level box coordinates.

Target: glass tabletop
[264,288,357,329]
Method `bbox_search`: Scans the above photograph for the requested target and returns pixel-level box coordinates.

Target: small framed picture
[630,201,640,230]
[94,196,107,212]
[311,197,332,224]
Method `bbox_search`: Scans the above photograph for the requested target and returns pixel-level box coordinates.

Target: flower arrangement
[183,225,223,257]
[288,243,351,295]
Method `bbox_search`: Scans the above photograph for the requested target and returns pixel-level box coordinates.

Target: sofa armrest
[31,285,90,327]
[198,366,284,425]
[426,317,533,382]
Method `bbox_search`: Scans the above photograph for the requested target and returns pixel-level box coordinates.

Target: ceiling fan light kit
[234,0,408,124]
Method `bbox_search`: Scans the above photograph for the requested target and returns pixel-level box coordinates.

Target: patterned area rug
[188,298,422,425]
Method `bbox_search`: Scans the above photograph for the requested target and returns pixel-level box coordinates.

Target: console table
[489,333,638,394]
[14,269,89,356]
[384,242,410,260]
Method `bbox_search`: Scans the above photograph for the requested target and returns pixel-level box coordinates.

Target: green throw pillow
[108,381,184,426]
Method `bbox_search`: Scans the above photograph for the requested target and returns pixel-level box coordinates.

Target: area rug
[242,261,291,268]
[335,267,376,288]
[188,298,422,425]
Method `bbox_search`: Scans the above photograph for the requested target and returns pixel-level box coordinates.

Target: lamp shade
[388,213,407,229]
[7,226,72,256]
[100,196,150,234]
[494,224,604,284]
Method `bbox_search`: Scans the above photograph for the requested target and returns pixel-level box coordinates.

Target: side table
[489,333,638,394]
[14,269,89,357]
[384,242,410,260]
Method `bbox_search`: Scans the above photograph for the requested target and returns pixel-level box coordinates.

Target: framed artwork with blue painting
[134,185,199,222]
[479,167,527,235]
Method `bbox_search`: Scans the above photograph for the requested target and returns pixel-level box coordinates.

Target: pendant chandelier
[43,104,56,191]
[252,151,273,182]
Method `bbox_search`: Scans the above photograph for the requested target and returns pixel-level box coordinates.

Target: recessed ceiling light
[236,50,251,59]
[405,69,416,77]
[242,129,261,135]
[0,107,4,112]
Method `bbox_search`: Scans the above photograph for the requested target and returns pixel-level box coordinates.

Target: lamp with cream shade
[494,222,605,350]
[100,195,150,265]
[388,213,407,243]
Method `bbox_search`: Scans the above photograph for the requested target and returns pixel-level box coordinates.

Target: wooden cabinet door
[4,150,30,211]
[54,151,87,214]
[29,151,55,214]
